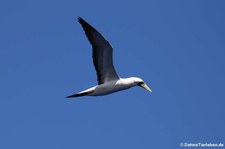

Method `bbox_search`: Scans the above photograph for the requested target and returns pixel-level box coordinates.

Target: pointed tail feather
[66,89,95,98]
[66,92,90,98]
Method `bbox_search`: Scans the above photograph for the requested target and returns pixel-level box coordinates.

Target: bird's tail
[66,92,88,98]
[66,89,94,98]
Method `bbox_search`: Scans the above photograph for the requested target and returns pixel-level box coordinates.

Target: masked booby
[67,17,152,98]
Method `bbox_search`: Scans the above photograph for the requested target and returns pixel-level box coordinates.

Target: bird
[67,17,152,98]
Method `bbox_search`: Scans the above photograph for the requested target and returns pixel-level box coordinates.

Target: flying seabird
[67,17,152,98]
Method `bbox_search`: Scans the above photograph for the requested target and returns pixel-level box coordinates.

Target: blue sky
[0,0,225,148]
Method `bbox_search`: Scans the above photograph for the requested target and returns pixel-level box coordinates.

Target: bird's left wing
[78,17,119,84]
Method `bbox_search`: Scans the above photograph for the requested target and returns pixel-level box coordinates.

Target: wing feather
[78,17,119,84]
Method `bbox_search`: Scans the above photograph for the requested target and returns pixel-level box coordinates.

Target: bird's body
[67,17,152,98]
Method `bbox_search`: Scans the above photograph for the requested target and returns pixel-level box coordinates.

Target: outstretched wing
[78,17,119,84]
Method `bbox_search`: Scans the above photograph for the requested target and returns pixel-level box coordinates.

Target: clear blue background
[0,0,225,148]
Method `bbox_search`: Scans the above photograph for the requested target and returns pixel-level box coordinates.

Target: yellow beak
[139,83,152,92]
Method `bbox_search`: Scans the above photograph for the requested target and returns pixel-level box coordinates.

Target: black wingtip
[77,17,86,24]
[77,17,95,30]
[77,16,82,21]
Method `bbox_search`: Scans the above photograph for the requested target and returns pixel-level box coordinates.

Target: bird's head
[131,77,152,93]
